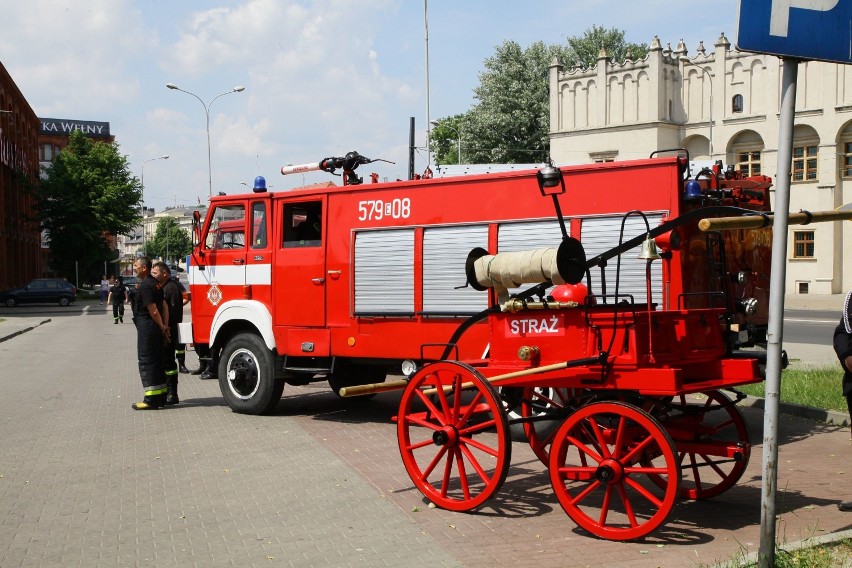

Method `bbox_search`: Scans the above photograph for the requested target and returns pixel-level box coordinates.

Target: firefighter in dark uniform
[107,277,127,324]
[131,257,170,410]
[155,262,187,405]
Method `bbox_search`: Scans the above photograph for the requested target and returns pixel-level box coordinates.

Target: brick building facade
[0,61,40,291]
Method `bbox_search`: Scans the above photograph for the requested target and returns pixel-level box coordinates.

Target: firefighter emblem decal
[207,283,223,306]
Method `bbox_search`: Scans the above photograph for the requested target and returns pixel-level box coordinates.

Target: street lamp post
[166,83,246,198]
[429,120,462,164]
[140,155,169,252]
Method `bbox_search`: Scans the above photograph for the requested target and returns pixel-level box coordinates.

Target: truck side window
[205,204,246,250]
[283,201,322,247]
[251,202,267,249]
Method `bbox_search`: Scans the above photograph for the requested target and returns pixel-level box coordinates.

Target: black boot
[199,366,217,380]
[190,360,208,376]
[178,356,189,374]
[165,382,180,405]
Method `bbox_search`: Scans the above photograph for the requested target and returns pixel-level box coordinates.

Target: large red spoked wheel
[549,401,680,541]
[397,361,511,512]
[650,390,750,500]
[521,387,584,465]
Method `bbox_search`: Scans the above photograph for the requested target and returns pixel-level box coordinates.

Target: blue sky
[1,0,741,210]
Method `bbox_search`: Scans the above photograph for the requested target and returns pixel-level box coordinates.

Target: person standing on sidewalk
[131,257,170,410]
[107,277,127,324]
[833,290,852,511]
[154,262,186,405]
[99,275,110,305]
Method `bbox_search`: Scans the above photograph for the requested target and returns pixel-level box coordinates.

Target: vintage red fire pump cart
[331,154,782,541]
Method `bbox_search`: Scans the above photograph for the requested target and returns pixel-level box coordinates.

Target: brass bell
[637,235,661,261]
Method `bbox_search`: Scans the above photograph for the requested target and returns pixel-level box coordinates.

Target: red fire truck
[183,151,772,416]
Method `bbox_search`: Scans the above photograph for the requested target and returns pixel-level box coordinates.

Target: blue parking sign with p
[737,0,852,63]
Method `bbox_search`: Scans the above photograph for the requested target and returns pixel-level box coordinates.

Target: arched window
[732,94,744,113]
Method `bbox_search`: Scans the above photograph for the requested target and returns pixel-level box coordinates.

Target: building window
[39,143,60,162]
[732,94,744,113]
[844,141,852,178]
[793,230,814,258]
[792,145,818,181]
[737,150,761,176]
[589,151,618,163]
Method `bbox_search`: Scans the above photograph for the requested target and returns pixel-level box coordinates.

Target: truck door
[245,200,272,307]
[194,204,248,339]
[275,198,326,329]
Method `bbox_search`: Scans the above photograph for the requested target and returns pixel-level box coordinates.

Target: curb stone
[0,318,51,344]
[740,394,850,428]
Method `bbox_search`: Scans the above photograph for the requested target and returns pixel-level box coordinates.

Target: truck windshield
[205,204,246,250]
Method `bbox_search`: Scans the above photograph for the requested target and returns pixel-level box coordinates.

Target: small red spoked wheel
[650,390,750,500]
[549,401,680,541]
[397,361,511,511]
[521,387,583,465]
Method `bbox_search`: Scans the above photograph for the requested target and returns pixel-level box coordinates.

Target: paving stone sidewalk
[2,299,852,567]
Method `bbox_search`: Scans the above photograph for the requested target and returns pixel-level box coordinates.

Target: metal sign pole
[758,56,799,568]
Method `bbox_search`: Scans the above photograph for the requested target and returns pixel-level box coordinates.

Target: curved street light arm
[166,83,245,197]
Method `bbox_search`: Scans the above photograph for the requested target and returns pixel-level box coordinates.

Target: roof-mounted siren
[253,176,267,193]
[684,179,702,201]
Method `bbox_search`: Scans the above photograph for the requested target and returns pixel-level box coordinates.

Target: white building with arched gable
[548,33,852,296]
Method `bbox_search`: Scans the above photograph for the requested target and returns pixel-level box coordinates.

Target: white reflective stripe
[189,264,271,286]
[246,264,272,285]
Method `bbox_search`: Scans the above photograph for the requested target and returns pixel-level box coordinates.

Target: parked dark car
[119,275,141,287]
[0,278,77,307]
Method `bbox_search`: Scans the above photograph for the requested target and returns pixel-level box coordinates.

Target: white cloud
[1,0,153,116]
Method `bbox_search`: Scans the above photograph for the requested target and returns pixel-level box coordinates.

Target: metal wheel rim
[521,387,581,465]
[397,361,510,512]
[650,390,750,500]
[226,347,261,400]
[549,401,680,541]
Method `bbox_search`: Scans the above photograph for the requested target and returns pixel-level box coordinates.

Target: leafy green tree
[37,131,141,282]
[454,40,561,164]
[430,27,648,165]
[146,217,192,263]
[561,25,648,70]
[430,114,466,165]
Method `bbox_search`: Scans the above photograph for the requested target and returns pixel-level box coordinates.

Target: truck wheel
[218,333,284,415]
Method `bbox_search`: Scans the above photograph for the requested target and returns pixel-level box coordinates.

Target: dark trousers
[136,317,167,400]
[164,325,179,387]
[112,302,125,320]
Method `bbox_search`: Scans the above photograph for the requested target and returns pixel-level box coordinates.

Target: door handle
[233,259,245,265]
[327,270,342,276]
[311,277,325,284]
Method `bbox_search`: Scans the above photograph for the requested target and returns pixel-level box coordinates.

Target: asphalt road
[783,309,839,345]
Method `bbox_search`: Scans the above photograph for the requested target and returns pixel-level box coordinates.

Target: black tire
[58,297,71,307]
[5,297,16,307]
[328,362,387,399]
[218,333,284,415]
